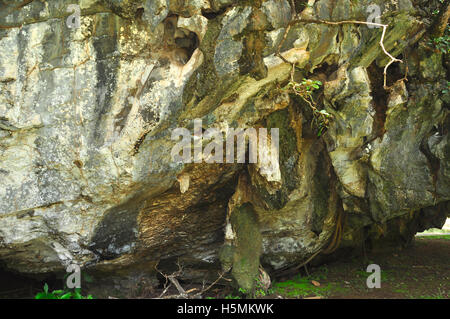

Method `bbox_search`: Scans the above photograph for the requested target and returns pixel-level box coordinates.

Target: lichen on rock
[0,0,448,294]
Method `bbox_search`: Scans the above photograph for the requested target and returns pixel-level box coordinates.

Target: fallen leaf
[311,280,321,287]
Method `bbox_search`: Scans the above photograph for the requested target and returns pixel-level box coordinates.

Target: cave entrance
[415,217,450,239]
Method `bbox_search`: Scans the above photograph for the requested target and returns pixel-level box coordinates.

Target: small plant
[238,287,247,294]
[284,78,332,137]
[35,283,93,299]
[254,279,267,298]
[253,267,271,298]
[428,25,450,54]
[442,81,450,95]
[225,295,241,299]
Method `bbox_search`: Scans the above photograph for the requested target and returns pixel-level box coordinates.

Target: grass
[355,268,392,283]
[418,287,447,299]
[416,235,450,240]
[271,266,347,298]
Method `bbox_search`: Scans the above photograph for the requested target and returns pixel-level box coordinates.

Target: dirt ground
[202,236,450,299]
[267,236,450,299]
[0,236,448,299]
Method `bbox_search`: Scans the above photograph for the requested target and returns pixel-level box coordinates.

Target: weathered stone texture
[0,0,448,291]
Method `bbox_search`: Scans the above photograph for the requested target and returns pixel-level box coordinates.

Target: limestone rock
[0,0,448,293]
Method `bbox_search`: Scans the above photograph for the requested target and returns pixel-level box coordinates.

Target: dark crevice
[201,7,228,20]
[0,264,61,299]
[385,54,406,87]
[292,0,309,14]
[367,63,389,139]
[132,131,150,156]
[312,62,339,79]
[135,7,144,20]
[162,16,200,65]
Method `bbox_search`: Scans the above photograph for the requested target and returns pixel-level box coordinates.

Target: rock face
[0,0,448,292]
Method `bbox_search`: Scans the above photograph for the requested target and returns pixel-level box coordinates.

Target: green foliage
[283,78,332,137]
[429,25,450,54]
[417,234,450,240]
[356,269,391,282]
[35,283,93,299]
[238,287,247,294]
[287,78,323,96]
[272,274,343,298]
[418,287,446,299]
[224,294,241,299]
[442,81,450,95]
[253,277,269,298]
[271,267,346,299]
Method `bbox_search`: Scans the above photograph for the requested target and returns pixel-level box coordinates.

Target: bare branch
[158,282,172,298]
[155,262,187,298]
[193,271,227,298]
[168,277,187,297]
[155,263,229,299]
[276,15,403,90]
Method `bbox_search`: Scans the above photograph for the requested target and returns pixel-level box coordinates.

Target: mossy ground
[269,272,348,298]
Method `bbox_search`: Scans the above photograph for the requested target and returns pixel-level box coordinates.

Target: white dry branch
[276,4,403,89]
[294,18,403,88]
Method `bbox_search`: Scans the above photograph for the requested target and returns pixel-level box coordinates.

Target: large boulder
[0,0,448,292]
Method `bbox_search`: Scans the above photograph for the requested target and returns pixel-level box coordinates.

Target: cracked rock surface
[0,0,448,291]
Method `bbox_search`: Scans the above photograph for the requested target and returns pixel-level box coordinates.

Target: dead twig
[158,282,172,298]
[155,261,186,298]
[168,276,187,297]
[193,271,227,298]
[155,262,229,299]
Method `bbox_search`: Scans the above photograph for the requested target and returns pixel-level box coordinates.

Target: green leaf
[60,293,73,299]
[35,292,47,299]
[43,283,48,294]
[73,291,82,299]
[317,127,324,137]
